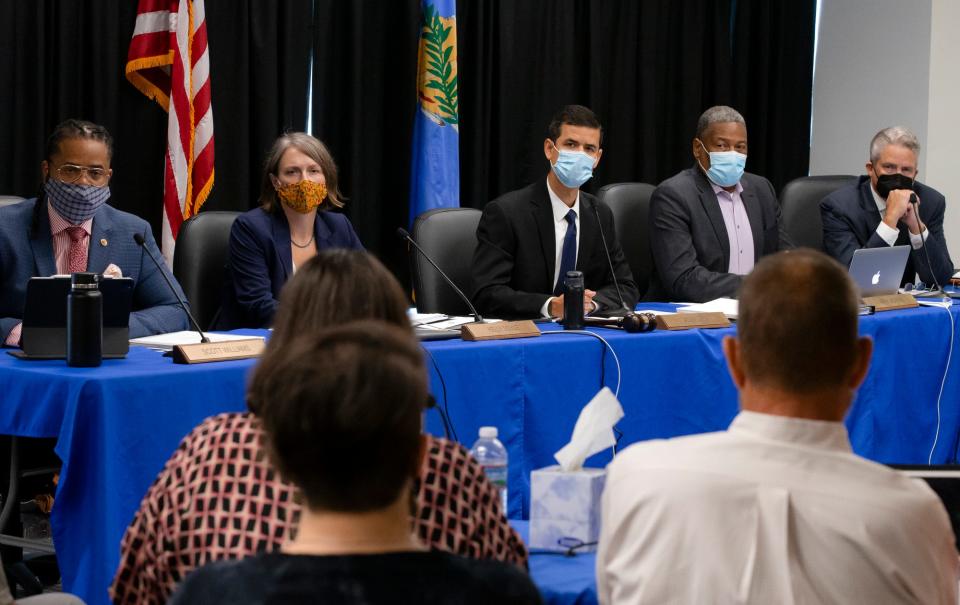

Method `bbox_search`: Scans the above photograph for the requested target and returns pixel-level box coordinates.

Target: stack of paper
[676,298,739,320]
[130,331,265,352]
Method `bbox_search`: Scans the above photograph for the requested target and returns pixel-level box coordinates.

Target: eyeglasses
[55,164,110,187]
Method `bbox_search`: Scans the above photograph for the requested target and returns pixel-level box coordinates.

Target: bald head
[735,250,864,396]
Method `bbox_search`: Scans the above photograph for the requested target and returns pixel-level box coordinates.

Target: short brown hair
[248,249,411,413]
[547,105,603,144]
[259,132,344,212]
[737,249,860,393]
[250,321,426,512]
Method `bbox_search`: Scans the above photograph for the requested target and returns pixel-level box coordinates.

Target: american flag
[126,0,214,265]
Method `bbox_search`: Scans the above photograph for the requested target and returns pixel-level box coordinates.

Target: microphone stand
[397,228,484,324]
[133,233,210,342]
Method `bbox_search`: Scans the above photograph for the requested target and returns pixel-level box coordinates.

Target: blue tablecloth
[426,302,960,519]
[0,344,256,602]
[0,303,957,604]
[512,520,596,605]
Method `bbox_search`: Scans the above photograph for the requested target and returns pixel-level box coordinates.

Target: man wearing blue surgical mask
[820,126,953,287]
[471,105,638,319]
[0,119,191,346]
[647,105,793,303]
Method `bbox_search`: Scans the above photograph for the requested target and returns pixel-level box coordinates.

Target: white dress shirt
[871,185,927,249]
[598,410,959,605]
[540,178,582,318]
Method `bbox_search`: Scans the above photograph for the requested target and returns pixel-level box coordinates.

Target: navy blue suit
[0,198,190,341]
[217,207,363,329]
[820,176,954,286]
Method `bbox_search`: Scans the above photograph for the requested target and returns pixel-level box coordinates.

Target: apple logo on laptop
[872,271,881,285]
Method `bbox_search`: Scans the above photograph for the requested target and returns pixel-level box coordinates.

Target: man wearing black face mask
[0,119,191,346]
[820,126,954,287]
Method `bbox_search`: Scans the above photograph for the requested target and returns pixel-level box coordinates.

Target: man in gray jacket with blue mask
[471,105,638,320]
[647,105,793,303]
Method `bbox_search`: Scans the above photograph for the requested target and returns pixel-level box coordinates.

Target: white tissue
[553,387,624,471]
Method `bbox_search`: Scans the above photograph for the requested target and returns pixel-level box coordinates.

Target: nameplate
[656,312,730,331]
[461,320,540,341]
[172,338,266,364]
[862,293,919,312]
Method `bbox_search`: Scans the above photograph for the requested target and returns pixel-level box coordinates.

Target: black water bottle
[562,270,585,330]
[67,272,102,367]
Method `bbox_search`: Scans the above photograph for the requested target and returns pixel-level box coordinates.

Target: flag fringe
[124,54,174,111]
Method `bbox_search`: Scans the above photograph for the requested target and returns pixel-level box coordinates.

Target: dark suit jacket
[217,207,363,329]
[0,197,190,340]
[470,180,638,319]
[647,167,793,302]
[820,176,954,286]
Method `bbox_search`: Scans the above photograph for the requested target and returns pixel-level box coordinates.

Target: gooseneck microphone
[909,193,943,294]
[591,201,631,314]
[396,228,484,324]
[133,233,210,343]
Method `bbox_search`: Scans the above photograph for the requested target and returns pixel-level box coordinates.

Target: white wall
[810,0,960,255]
[925,0,960,253]
[810,0,931,176]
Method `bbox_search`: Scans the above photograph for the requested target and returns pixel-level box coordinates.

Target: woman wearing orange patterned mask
[217,133,363,329]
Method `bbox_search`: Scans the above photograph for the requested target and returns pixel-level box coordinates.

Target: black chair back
[597,182,656,298]
[780,175,858,251]
[410,207,482,315]
[173,211,240,330]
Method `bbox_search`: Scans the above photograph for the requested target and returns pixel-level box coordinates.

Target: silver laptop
[848,245,910,297]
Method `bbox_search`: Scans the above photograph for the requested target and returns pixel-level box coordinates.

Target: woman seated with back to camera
[216,132,362,329]
[110,250,527,605]
[169,320,541,604]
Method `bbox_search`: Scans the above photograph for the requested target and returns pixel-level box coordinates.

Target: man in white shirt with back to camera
[597,248,959,605]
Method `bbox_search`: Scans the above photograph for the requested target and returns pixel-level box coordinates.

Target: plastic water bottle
[470,426,509,514]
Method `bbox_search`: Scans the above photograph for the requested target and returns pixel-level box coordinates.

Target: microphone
[583,313,657,333]
[397,228,484,323]
[590,200,632,314]
[133,233,210,342]
[908,193,943,293]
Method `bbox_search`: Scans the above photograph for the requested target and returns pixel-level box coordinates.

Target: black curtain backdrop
[0,0,311,238]
[456,0,737,206]
[202,0,312,214]
[310,0,421,282]
[0,1,166,209]
[0,0,815,287]
[730,0,817,191]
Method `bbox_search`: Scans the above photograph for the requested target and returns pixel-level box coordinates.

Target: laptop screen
[848,245,910,297]
[20,276,134,358]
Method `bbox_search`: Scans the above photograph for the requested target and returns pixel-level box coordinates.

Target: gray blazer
[647,167,793,302]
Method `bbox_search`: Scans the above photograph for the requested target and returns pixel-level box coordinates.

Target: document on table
[676,297,739,319]
[408,310,498,331]
[130,331,265,352]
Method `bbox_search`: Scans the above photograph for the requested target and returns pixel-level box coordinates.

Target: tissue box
[529,465,605,552]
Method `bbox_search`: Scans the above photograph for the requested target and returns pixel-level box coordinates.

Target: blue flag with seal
[408,0,459,226]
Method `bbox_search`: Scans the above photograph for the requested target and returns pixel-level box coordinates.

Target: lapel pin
[100,238,108,247]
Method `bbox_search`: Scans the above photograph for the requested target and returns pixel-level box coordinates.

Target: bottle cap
[71,272,100,289]
[479,426,498,439]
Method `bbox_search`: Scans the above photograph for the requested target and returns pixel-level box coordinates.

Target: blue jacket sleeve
[227,215,279,327]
